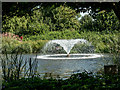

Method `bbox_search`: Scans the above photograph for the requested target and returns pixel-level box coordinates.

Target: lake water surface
[22,53,114,78]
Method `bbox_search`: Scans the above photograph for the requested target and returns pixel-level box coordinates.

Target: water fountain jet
[37,39,103,60]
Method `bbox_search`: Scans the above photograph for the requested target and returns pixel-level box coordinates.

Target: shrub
[2,72,120,89]
[2,16,29,36]
[45,31,63,40]
[2,31,120,54]
[2,33,48,54]
[1,32,23,41]
[30,40,48,53]
[1,32,21,54]
[18,42,33,53]
[2,14,50,36]
[62,30,80,39]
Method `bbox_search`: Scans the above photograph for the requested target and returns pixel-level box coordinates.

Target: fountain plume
[42,39,93,55]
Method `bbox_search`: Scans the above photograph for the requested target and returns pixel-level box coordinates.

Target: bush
[2,35,48,54]
[30,40,48,53]
[62,30,80,39]
[79,31,120,53]
[2,16,29,36]
[1,33,21,54]
[2,14,50,36]
[2,72,120,89]
[24,30,81,40]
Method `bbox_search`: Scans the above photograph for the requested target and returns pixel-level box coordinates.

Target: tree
[80,14,93,24]
[32,4,81,32]
[2,2,120,21]
[66,2,120,21]
[2,4,80,35]
[79,10,120,32]
[79,14,93,31]
[93,10,120,31]
[50,5,80,31]
[2,2,41,17]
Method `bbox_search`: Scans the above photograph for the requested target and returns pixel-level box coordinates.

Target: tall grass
[0,47,39,82]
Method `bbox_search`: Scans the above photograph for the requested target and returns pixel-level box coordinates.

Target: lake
[21,53,114,79]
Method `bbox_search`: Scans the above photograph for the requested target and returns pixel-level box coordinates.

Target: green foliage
[2,36,48,54]
[2,11,49,36]
[45,31,63,40]
[29,10,50,35]
[79,31,120,53]
[62,30,80,39]
[2,4,120,54]
[3,15,50,36]
[43,30,80,40]
[2,30,120,54]
[79,11,120,32]
[94,11,120,31]
[2,4,80,36]
[25,30,80,40]
[79,14,93,31]
[51,5,80,31]
[2,36,21,54]
[2,15,29,36]
[28,40,48,53]
[2,72,120,89]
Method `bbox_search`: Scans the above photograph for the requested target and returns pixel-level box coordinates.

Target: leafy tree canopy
[2,2,120,21]
[2,4,80,35]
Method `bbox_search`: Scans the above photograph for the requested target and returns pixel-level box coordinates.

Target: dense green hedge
[2,72,120,89]
[2,30,120,54]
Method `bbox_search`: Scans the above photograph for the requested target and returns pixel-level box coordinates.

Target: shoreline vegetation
[1,30,120,54]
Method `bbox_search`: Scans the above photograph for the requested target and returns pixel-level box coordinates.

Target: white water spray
[43,39,90,55]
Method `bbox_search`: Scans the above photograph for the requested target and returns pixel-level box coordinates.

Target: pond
[22,53,114,79]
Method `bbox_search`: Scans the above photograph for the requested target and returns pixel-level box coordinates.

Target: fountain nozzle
[67,54,70,57]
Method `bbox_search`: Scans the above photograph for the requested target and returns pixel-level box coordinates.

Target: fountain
[35,39,114,78]
[37,39,103,60]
